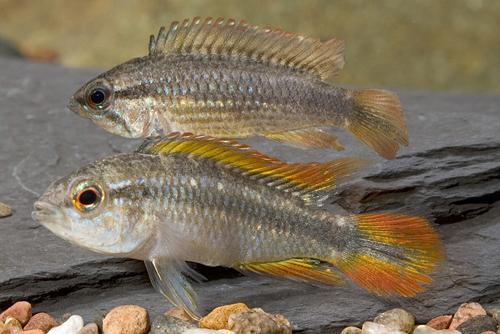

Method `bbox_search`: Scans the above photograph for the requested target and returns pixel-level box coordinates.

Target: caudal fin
[347,89,408,159]
[332,213,443,296]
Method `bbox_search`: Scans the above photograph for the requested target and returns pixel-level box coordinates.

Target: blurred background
[1,0,499,93]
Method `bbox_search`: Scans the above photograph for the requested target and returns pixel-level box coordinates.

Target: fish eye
[88,87,109,107]
[72,182,105,212]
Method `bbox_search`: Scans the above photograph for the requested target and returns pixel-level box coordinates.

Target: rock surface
[1,57,500,333]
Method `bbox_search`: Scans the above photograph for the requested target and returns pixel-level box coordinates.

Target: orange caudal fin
[347,89,408,160]
[332,213,443,296]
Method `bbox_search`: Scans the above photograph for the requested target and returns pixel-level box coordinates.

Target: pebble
[48,315,84,334]
[4,316,23,334]
[150,314,197,334]
[455,315,497,334]
[94,310,108,333]
[165,307,196,323]
[59,313,73,325]
[413,325,461,334]
[183,329,235,333]
[0,301,32,326]
[0,202,12,217]
[199,303,249,330]
[227,308,291,334]
[449,302,487,330]
[340,326,362,334]
[0,319,3,333]
[24,312,59,332]
[20,330,45,334]
[77,323,99,334]
[487,309,500,325]
[373,308,415,333]
[102,305,150,334]
[362,321,406,334]
[426,315,453,330]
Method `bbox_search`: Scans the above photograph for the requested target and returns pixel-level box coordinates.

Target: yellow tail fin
[332,213,443,296]
[348,89,408,159]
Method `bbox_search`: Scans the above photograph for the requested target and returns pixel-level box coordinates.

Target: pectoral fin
[145,258,204,319]
[239,258,345,285]
[265,128,344,151]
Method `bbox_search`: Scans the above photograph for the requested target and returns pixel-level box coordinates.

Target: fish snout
[32,200,58,222]
[67,95,90,119]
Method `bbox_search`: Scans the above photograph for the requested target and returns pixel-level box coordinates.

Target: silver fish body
[32,134,441,318]
[69,17,407,159]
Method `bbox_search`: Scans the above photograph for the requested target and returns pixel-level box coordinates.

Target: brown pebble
[24,312,58,332]
[165,307,196,323]
[4,316,23,333]
[228,308,291,334]
[426,315,453,330]
[59,313,72,325]
[0,301,32,326]
[0,202,12,217]
[19,330,45,334]
[481,331,496,334]
[77,323,99,334]
[103,305,149,334]
[450,302,487,330]
[199,303,249,330]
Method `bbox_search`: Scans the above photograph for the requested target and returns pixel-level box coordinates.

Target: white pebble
[373,308,415,333]
[48,315,84,334]
[413,325,461,334]
[362,321,406,334]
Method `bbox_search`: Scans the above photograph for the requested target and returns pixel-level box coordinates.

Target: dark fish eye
[73,182,105,212]
[88,88,108,106]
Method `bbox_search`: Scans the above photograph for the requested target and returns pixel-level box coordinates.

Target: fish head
[68,68,164,139]
[32,162,154,257]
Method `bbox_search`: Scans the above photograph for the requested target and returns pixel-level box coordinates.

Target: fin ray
[239,258,344,285]
[149,17,344,79]
[347,89,407,159]
[139,133,370,205]
[145,259,204,319]
[265,127,344,150]
[331,213,443,297]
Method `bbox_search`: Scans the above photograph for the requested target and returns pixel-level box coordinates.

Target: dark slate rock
[151,315,197,334]
[455,315,498,334]
[1,57,500,333]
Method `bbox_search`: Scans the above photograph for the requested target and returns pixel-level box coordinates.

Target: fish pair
[33,18,443,319]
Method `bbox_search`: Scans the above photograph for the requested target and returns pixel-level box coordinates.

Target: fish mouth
[67,96,90,119]
[32,201,58,222]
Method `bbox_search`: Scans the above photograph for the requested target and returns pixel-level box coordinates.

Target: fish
[68,17,407,159]
[32,133,442,318]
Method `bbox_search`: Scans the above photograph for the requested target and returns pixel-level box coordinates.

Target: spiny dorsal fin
[149,17,345,79]
[138,133,370,206]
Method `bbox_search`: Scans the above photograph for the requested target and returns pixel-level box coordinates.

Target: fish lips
[32,200,59,223]
[67,95,91,119]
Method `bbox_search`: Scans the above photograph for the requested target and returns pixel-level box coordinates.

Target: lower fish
[32,133,442,318]
[68,17,407,159]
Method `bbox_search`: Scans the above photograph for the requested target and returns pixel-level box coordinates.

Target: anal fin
[265,128,344,150]
[145,258,205,319]
[239,258,345,285]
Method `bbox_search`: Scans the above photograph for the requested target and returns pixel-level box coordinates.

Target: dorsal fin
[149,17,345,79]
[138,133,370,205]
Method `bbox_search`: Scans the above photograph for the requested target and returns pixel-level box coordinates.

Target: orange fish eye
[73,182,104,212]
[88,87,109,107]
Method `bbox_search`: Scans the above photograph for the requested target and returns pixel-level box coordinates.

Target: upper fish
[32,133,442,318]
[68,17,407,159]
